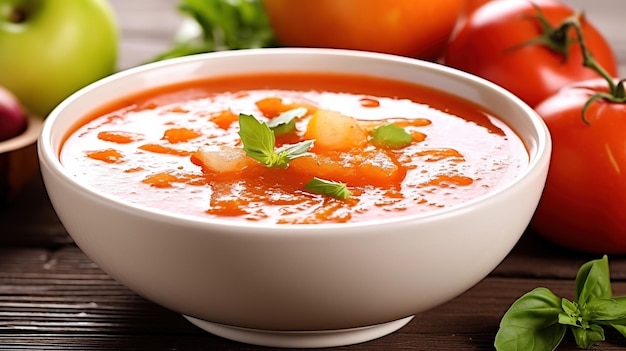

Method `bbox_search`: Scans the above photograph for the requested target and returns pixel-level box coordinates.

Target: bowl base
[183,314,414,348]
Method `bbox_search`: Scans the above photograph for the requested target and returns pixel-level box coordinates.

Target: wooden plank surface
[0,243,625,350]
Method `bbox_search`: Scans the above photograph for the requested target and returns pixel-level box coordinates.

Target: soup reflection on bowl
[38,48,550,348]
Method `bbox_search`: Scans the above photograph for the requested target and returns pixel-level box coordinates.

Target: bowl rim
[0,115,43,154]
[38,47,552,231]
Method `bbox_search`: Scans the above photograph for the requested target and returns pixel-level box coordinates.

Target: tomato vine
[562,15,626,124]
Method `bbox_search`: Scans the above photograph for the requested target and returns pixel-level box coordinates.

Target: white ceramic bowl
[38,48,551,348]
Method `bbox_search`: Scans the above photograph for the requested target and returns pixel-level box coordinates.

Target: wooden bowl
[0,115,43,206]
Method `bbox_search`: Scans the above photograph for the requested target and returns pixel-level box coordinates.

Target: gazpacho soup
[60,72,529,224]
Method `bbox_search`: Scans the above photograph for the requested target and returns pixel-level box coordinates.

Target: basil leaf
[561,298,578,316]
[371,123,412,148]
[267,107,308,136]
[558,299,581,327]
[558,314,579,328]
[238,113,277,165]
[586,297,626,321]
[304,177,351,199]
[277,140,315,163]
[575,255,611,304]
[238,113,314,168]
[494,287,566,351]
[271,120,296,136]
[498,257,626,350]
[571,323,605,349]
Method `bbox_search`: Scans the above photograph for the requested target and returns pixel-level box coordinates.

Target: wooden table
[2,1,626,350]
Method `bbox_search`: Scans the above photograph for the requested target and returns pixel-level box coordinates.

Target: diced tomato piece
[255,97,317,118]
[139,143,192,156]
[85,148,124,163]
[190,146,258,175]
[303,109,368,152]
[142,172,179,188]
[210,109,239,129]
[162,127,201,143]
[288,148,406,187]
[97,131,143,144]
[255,97,284,118]
[411,131,427,142]
[141,172,204,188]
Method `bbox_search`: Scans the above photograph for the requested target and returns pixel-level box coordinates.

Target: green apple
[0,0,118,117]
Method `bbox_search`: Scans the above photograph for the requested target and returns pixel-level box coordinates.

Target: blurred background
[109,0,626,73]
[110,0,626,74]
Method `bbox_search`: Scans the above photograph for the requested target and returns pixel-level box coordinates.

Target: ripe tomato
[443,0,617,107]
[531,78,626,254]
[262,0,465,61]
[463,0,491,15]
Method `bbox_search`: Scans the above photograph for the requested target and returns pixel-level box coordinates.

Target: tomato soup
[60,72,528,224]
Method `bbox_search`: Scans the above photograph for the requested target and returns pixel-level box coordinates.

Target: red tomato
[463,0,491,15]
[443,0,617,107]
[531,78,626,254]
[262,0,465,61]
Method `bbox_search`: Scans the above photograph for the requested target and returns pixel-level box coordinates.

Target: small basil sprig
[304,177,351,199]
[238,113,313,168]
[238,113,351,199]
[371,123,412,148]
[495,255,626,350]
[266,107,307,136]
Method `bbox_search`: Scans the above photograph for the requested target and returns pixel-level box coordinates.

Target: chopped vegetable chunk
[85,148,124,163]
[255,97,316,118]
[303,109,368,151]
[210,109,239,129]
[190,146,258,174]
[289,149,405,187]
[98,131,143,144]
[162,127,201,143]
[139,143,192,156]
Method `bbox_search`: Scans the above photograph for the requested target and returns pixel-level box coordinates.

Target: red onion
[0,86,27,142]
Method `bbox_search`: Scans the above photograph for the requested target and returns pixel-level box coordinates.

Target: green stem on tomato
[567,18,616,91]
[562,15,626,124]
[511,3,578,58]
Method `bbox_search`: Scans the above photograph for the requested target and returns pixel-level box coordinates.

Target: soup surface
[60,72,528,224]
